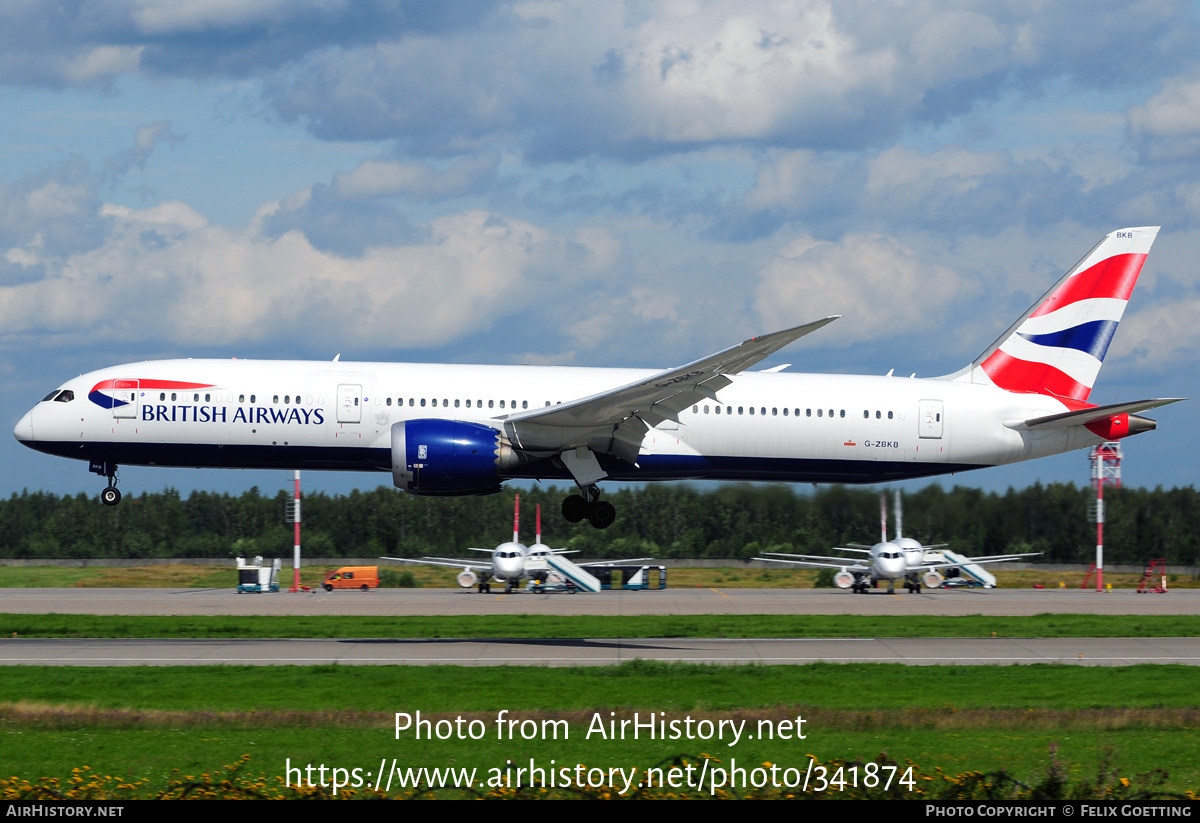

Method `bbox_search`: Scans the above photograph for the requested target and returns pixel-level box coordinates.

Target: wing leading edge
[503,316,839,466]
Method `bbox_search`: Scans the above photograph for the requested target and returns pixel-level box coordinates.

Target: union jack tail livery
[955,226,1159,402]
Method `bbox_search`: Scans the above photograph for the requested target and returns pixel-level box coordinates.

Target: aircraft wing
[502,317,839,464]
[381,556,487,571]
[756,553,868,571]
[580,557,655,567]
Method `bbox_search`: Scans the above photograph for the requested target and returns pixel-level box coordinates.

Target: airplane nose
[13,409,34,443]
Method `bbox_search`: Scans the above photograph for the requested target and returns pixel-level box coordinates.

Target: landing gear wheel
[478,582,491,594]
[101,487,121,506]
[587,500,616,530]
[562,495,587,523]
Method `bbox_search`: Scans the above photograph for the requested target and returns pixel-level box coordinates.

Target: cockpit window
[54,390,74,403]
[42,390,60,402]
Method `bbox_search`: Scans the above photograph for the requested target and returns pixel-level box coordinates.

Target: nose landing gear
[89,461,122,506]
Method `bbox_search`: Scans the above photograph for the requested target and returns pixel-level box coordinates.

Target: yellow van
[323,566,379,592]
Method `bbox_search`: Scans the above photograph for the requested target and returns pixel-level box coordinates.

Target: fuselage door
[337,384,362,423]
[112,379,139,419]
[918,400,943,439]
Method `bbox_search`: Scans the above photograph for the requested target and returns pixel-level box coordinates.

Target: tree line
[0,482,1196,565]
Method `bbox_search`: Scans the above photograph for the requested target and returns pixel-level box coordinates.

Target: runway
[2,637,1196,667]
[0,586,1193,616]
[2,587,1192,667]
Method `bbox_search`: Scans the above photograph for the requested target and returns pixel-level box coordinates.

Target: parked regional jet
[381,495,640,592]
[14,227,1181,528]
[382,494,529,593]
[756,490,1039,593]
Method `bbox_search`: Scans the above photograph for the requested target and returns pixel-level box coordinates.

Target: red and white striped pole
[291,470,302,592]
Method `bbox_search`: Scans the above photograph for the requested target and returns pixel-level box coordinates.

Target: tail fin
[893,489,903,540]
[950,227,1159,402]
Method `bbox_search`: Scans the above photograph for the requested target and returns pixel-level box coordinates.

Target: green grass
[3,663,1198,795]
[3,612,1199,639]
[2,661,1198,712]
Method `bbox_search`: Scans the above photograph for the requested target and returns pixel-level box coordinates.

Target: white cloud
[1129,71,1200,161]
[130,0,344,34]
[330,154,500,201]
[1112,297,1200,374]
[0,201,596,351]
[752,232,964,346]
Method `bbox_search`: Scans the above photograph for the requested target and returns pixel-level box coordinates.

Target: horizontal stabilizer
[1006,398,1184,430]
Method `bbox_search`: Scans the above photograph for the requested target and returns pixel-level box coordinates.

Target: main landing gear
[90,461,122,507]
[561,485,616,529]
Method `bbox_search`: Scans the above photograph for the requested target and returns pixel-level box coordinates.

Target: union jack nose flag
[974,227,1158,402]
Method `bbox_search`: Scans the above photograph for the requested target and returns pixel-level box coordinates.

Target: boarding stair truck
[543,554,602,593]
[922,550,997,588]
[236,556,282,593]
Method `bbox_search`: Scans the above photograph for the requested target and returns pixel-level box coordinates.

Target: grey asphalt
[2,636,1196,667]
[1,585,1194,616]
[2,587,1193,666]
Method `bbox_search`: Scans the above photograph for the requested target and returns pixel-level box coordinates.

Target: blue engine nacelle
[391,419,504,496]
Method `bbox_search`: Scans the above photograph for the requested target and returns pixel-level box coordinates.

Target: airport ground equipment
[922,550,997,588]
[546,554,602,593]
[1137,558,1169,594]
[588,564,667,590]
[323,565,380,592]
[236,556,281,593]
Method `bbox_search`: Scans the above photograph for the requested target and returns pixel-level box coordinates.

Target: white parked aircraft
[14,227,1181,528]
[382,494,530,593]
[381,495,639,593]
[756,490,1040,593]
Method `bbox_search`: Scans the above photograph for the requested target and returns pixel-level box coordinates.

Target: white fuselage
[15,358,1104,487]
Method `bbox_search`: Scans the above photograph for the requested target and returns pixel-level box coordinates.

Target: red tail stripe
[981,350,1090,401]
[1029,253,1145,318]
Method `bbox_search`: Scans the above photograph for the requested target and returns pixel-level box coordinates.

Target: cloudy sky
[1,0,1196,500]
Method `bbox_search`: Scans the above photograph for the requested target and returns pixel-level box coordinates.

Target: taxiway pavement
[0,586,1193,616]
[2,636,1196,667]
